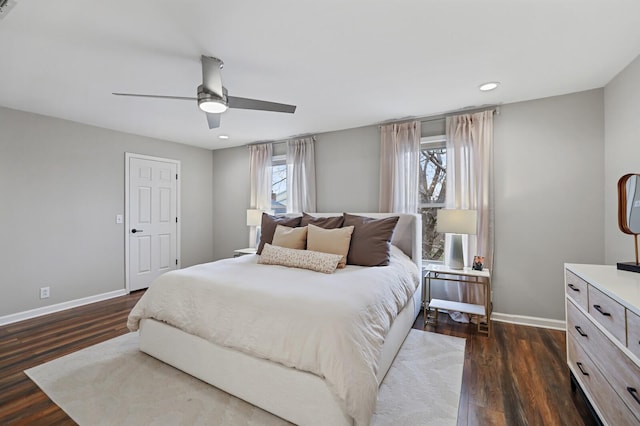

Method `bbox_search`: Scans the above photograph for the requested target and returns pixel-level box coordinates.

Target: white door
[127,155,179,291]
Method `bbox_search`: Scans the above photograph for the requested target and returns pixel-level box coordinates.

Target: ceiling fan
[113,56,296,129]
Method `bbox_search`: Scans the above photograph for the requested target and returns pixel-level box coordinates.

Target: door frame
[125,152,181,292]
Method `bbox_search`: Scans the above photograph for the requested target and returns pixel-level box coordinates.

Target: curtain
[445,110,494,322]
[249,143,272,247]
[249,143,273,210]
[379,121,421,213]
[286,137,316,213]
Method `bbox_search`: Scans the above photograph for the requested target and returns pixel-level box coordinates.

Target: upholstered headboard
[293,212,422,271]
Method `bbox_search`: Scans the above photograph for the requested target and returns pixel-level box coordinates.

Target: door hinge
[176,217,178,223]
[176,173,178,180]
[176,259,178,265]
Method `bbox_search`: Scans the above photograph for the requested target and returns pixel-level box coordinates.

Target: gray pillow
[257,213,302,254]
[300,212,344,229]
[342,213,399,266]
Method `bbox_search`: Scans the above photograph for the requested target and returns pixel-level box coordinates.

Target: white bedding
[127,245,419,426]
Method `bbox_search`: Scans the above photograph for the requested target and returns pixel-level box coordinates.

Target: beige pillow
[271,225,308,250]
[258,244,342,274]
[306,224,354,268]
[256,213,302,254]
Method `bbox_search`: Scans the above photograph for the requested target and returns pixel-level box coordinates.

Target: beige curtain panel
[379,121,421,213]
[249,142,273,211]
[286,137,316,213]
[445,110,495,322]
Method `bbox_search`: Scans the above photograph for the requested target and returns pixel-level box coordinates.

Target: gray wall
[0,107,214,317]
[211,89,605,321]
[493,89,604,319]
[315,125,380,212]
[604,55,640,264]
[211,145,250,260]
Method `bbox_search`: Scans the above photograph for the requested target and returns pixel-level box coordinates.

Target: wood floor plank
[417,313,596,425]
[1,291,597,425]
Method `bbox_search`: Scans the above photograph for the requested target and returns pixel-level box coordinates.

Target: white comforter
[127,245,419,426]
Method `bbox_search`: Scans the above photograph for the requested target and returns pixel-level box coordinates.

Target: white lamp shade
[246,209,263,227]
[437,209,477,235]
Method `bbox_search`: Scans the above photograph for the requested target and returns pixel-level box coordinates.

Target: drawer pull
[593,304,611,317]
[574,326,588,337]
[576,362,589,376]
[567,283,580,292]
[627,387,640,405]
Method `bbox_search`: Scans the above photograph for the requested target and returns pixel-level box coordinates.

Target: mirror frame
[618,173,639,235]
[618,173,640,269]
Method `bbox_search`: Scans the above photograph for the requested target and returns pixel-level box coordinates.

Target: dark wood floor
[0,291,596,425]
[417,314,597,425]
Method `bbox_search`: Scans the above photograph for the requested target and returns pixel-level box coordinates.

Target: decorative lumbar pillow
[258,243,342,274]
[306,224,354,268]
[300,212,344,229]
[257,213,302,255]
[272,225,308,250]
[342,213,399,266]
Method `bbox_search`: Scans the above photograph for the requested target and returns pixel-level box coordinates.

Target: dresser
[565,264,640,424]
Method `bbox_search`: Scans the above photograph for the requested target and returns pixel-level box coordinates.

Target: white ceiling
[1,1,639,150]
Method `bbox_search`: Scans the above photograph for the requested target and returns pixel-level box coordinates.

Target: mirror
[617,174,640,271]
[618,174,640,234]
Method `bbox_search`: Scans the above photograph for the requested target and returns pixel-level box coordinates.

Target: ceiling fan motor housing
[197,84,228,113]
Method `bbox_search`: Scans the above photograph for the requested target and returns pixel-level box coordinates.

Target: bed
[127,213,422,426]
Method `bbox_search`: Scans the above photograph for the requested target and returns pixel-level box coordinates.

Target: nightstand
[234,248,257,257]
[423,264,492,336]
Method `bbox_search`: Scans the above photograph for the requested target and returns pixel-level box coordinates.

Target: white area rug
[25,329,465,426]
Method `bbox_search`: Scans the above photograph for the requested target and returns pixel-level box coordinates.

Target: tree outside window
[419,137,446,261]
[271,155,287,214]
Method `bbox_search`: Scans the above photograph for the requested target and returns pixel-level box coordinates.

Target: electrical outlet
[40,286,50,299]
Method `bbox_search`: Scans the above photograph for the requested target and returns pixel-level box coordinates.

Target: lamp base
[617,262,640,273]
[255,226,262,249]
[447,234,465,270]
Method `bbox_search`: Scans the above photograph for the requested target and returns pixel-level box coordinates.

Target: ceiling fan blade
[227,96,296,114]
[112,92,196,101]
[201,56,224,98]
[206,112,221,129]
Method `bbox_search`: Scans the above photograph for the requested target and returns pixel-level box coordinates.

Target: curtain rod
[377,105,500,128]
[246,134,316,148]
[246,104,500,146]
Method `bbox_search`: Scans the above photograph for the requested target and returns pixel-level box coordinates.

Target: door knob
[131,229,144,233]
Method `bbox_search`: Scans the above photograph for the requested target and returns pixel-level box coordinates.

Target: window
[271,155,287,214]
[419,136,447,261]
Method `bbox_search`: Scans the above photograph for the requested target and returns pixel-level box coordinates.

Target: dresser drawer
[567,334,638,425]
[566,270,589,310]
[628,309,640,361]
[588,285,626,344]
[567,300,640,420]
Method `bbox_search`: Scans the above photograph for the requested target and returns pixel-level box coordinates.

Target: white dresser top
[566,263,640,316]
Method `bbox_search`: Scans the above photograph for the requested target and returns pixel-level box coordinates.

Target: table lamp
[246,209,263,248]
[437,209,477,269]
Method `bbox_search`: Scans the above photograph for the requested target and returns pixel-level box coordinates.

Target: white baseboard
[492,311,566,331]
[0,289,128,326]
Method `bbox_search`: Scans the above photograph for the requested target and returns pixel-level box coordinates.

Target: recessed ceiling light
[218,135,229,139]
[479,82,500,92]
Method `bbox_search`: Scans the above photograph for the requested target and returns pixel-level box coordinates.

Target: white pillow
[258,243,342,274]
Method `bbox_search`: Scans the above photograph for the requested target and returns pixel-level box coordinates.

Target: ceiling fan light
[198,99,228,113]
